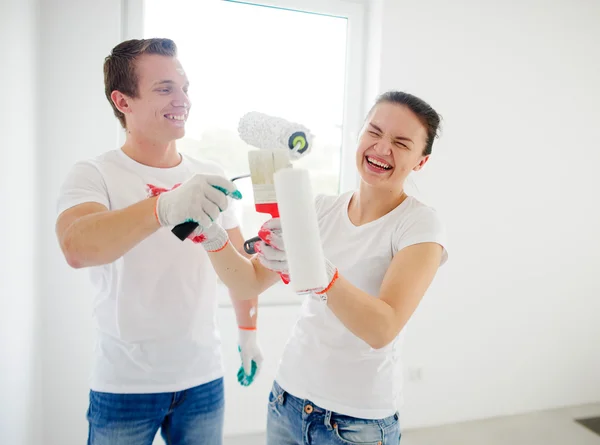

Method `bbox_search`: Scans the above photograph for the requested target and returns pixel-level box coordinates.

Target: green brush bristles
[212,184,242,200]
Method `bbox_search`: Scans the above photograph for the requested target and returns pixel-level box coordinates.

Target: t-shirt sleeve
[392,207,449,266]
[314,193,334,221]
[220,195,241,230]
[56,160,110,216]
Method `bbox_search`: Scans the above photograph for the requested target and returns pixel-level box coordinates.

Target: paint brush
[242,149,292,255]
[170,175,248,241]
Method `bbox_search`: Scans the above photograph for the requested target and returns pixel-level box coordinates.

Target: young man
[55,38,262,445]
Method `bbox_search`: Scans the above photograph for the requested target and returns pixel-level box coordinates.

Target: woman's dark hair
[367,91,441,156]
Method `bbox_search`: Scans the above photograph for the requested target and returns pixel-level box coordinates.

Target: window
[124,0,365,305]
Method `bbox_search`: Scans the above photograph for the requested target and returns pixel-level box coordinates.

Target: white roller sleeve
[238,111,312,159]
[273,168,328,293]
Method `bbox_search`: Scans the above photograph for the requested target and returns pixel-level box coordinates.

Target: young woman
[191,91,448,444]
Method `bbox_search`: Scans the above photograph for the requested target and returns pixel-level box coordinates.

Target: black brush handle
[171,221,199,241]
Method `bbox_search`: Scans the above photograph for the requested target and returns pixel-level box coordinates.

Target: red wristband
[315,269,339,295]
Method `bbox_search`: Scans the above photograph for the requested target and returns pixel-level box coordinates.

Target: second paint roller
[238,111,312,160]
[273,167,329,293]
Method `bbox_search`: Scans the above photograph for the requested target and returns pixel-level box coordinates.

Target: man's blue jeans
[87,377,224,445]
[267,381,401,445]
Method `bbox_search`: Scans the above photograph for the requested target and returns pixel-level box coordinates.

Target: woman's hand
[254,218,338,294]
[254,218,290,284]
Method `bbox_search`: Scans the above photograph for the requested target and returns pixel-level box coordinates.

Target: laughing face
[356,101,430,191]
[121,54,191,143]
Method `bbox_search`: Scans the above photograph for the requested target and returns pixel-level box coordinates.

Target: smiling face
[111,54,191,144]
[356,101,430,191]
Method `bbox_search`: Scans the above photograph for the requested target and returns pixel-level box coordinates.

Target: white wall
[0,0,42,444]
[38,0,123,443]
[367,0,600,429]
[34,0,600,443]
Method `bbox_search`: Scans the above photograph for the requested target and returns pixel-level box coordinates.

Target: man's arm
[56,167,238,269]
[55,198,160,268]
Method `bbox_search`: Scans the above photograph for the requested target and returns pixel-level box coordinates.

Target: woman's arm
[325,242,443,349]
[206,234,281,297]
[255,218,444,348]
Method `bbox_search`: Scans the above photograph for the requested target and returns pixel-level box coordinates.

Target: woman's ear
[413,155,430,172]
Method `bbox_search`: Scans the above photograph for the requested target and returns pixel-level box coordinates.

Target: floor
[224,402,600,445]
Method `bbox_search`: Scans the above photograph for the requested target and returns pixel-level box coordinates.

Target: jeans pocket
[268,381,285,408]
[332,420,384,445]
[383,420,400,444]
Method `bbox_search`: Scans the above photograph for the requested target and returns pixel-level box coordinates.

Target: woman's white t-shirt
[275,191,448,419]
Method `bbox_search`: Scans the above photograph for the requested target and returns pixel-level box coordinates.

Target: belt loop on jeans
[324,410,333,429]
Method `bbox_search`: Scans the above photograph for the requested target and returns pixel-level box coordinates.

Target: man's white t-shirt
[275,191,448,419]
[56,149,239,394]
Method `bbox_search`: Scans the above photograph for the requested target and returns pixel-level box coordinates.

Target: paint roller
[237,111,312,161]
[237,111,313,254]
[274,167,329,293]
[240,113,327,291]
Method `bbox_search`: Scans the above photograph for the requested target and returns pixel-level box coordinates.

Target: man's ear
[110,90,132,115]
[413,155,430,172]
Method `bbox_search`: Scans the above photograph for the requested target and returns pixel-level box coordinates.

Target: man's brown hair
[103,38,178,128]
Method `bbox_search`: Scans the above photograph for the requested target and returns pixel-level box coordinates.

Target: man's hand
[149,176,236,252]
[154,173,238,229]
[254,218,338,294]
[237,328,263,386]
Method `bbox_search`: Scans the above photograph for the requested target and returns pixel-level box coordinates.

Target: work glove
[153,173,239,230]
[148,174,239,251]
[237,328,263,386]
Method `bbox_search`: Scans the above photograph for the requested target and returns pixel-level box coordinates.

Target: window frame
[122,0,366,306]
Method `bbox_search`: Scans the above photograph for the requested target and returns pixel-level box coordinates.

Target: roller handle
[243,204,279,254]
[243,236,261,255]
[243,235,288,284]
